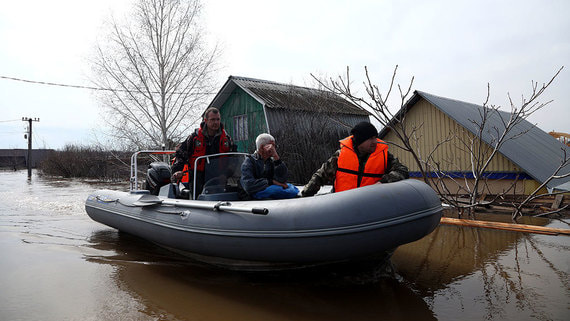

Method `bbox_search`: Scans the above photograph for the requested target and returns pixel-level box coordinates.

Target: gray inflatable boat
[85,152,442,270]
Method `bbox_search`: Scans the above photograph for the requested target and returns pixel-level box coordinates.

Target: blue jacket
[240,152,288,195]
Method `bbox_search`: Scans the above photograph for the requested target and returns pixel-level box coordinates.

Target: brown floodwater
[0,170,568,320]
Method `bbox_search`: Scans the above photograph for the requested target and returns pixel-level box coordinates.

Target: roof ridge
[229,75,283,85]
[416,90,486,108]
[229,75,329,93]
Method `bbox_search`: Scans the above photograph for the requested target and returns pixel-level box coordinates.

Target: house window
[233,115,248,141]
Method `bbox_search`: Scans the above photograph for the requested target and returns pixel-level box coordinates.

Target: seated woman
[240,133,299,200]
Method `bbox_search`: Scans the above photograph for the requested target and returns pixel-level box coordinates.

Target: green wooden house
[208,76,370,182]
[209,75,370,151]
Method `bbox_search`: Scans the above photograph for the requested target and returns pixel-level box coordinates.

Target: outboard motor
[145,162,172,195]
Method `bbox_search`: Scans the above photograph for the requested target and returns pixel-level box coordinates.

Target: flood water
[1,170,568,321]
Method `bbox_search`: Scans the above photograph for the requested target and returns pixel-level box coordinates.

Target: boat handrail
[192,152,250,200]
[130,150,176,192]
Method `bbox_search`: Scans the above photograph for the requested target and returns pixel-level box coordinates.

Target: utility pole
[22,117,40,179]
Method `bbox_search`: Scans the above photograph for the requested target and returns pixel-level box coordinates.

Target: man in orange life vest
[301,121,409,197]
[171,107,235,195]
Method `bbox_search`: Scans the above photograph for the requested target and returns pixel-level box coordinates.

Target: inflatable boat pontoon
[85,151,442,270]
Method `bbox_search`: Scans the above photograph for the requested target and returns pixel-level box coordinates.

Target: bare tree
[315,66,567,219]
[90,0,219,149]
[426,70,565,217]
[266,83,364,183]
[511,149,570,220]
[272,110,353,184]
[312,66,427,180]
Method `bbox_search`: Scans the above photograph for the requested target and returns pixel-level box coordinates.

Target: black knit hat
[351,121,378,147]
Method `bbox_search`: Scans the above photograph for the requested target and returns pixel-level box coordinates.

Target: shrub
[38,144,131,180]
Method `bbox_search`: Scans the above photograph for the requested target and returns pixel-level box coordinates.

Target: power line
[0,132,25,136]
[1,75,107,91]
[0,75,217,95]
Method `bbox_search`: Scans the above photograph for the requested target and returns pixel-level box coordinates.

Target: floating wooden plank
[439,217,570,236]
[551,194,563,210]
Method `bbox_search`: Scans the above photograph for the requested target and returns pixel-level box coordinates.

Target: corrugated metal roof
[209,76,370,116]
[381,90,570,190]
[554,181,570,191]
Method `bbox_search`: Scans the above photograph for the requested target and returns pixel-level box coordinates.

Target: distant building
[208,76,370,182]
[549,131,570,147]
[379,91,570,194]
[0,149,54,168]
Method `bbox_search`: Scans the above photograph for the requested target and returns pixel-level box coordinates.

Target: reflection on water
[0,170,568,320]
[393,222,570,320]
[85,229,436,321]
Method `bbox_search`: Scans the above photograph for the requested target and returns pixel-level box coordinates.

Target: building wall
[427,177,525,194]
[383,98,521,172]
[0,149,54,168]
[424,177,547,196]
[219,87,268,152]
[265,109,369,183]
[382,98,540,195]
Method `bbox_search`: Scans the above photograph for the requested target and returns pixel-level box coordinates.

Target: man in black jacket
[240,133,298,199]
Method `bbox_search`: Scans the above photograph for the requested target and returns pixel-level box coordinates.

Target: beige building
[379,91,570,195]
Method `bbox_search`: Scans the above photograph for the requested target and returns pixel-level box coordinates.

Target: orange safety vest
[334,136,388,193]
[181,128,231,183]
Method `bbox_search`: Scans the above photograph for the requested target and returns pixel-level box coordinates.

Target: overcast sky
[1,0,568,149]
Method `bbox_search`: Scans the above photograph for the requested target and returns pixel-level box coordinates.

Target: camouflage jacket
[301,148,409,197]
